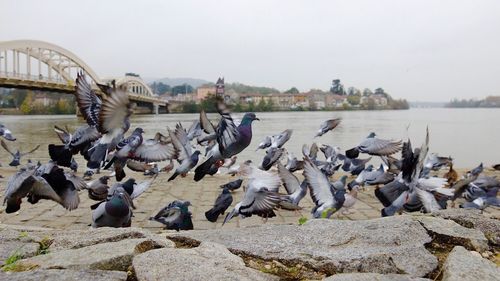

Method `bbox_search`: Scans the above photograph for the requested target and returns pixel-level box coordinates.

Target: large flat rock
[47,227,175,251]
[442,246,500,281]
[169,216,438,277]
[133,242,278,281]
[414,216,489,252]
[432,209,500,246]
[0,269,127,281]
[16,238,163,271]
[324,273,431,281]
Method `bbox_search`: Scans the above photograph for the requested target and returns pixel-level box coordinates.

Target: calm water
[0,108,498,168]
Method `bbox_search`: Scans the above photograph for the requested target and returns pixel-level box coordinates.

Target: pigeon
[380,155,402,174]
[0,124,16,141]
[256,136,272,151]
[126,160,154,172]
[424,154,453,171]
[277,163,307,206]
[150,200,193,231]
[70,158,78,172]
[205,188,233,222]
[285,152,304,172]
[341,156,372,176]
[75,72,134,170]
[186,119,203,141]
[342,185,359,215]
[104,128,177,181]
[168,125,201,181]
[260,147,285,171]
[92,187,133,228]
[220,179,243,191]
[303,157,346,218]
[1,140,40,167]
[345,132,402,159]
[48,124,101,167]
[3,163,38,213]
[85,176,111,201]
[108,178,155,202]
[223,163,288,224]
[459,176,500,210]
[315,118,341,138]
[466,163,483,177]
[194,101,259,181]
[493,164,500,171]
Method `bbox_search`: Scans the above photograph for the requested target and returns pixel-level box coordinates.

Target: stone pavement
[0,167,499,231]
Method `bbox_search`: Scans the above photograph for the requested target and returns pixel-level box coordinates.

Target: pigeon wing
[199,110,216,134]
[1,139,14,156]
[20,145,40,157]
[239,187,284,217]
[216,101,239,156]
[98,89,133,134]
[75,72,102,127]
[277,163,300,195]
[131,179,154,199]
[360,138,402,156]
[303,157,334,207]
[132,138,177,162]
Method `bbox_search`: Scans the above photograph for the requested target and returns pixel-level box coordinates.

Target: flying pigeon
[194,101,259,181]
[315,118,341,138]
[205,188,233,222]
[150,200,193,231]
[223,162,288,224]
[345,132,402,159]
[167,125,201,181]
[285,152,304,172]
[256,129,293,150]
[277,163,307,206]
[303,157,346,218]
[1,140,40,167]
[260,147,285,171]
[48,124,101,167]
[0,124,16,141]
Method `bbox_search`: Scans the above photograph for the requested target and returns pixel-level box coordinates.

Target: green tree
[199,94,222,112]
[20,92,34,114]
[362,88,373,97]
[171,84,194,95]
[347,95,360,106]
[181,101,199,113]
[285,87,299,94]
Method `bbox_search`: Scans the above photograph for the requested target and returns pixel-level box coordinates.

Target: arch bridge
[0,40,168,114]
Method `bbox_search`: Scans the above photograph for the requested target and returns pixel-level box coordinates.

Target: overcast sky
[1,0,499,101]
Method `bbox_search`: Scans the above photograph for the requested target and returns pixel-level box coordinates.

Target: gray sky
[1,0,499,101]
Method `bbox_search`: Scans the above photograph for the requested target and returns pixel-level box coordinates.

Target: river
[0,108,498,168]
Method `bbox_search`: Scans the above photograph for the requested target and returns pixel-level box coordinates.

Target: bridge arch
[103,75,155,97]
[0,39,102,84]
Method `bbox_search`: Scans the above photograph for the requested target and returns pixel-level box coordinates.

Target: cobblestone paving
[0,167,499,231]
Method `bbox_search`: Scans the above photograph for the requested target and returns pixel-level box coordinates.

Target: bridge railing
[0,71,68,84]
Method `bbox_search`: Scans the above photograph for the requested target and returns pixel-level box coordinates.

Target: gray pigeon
[0,124,16,141]
[220,178,243,191]
[285,152,304,172]
[303,157,345,218]
[92,187,133,228]
[168,125,201,181]
[1,140,40,167]
[150,200,193,230]
[315,118,341,137]
[346,132,402,159]
[256,136,272,151]
[205,188,233,222]
[277,163,307,206]
[223,163,288,224]
[85,176,111,201]
[261,147,285,171]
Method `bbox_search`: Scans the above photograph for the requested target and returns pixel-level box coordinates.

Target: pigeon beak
[223,209,237,226]
[254,117,260,121]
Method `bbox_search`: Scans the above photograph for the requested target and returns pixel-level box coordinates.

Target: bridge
[0,40,169,114]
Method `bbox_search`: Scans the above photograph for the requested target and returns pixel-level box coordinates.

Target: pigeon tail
[48,144,73,167]
[194,156,217,182]
[205,208,222,222]
[167,171,180,182]
[345,147,360,159]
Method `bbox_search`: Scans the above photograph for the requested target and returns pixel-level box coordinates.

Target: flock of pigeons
[1,72,500,231]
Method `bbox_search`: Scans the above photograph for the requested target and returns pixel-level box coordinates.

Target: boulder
[324,273,431,281]
[432,209,500,246]
[133,242,278,281]
[169,216,438,277]
[0,269,127,281]
[15,238,163,271]
[414,216,489,251]
[442,246,500,281]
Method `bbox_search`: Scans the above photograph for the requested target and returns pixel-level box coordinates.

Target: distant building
[196,86,216,101]
[33,93,55,106]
